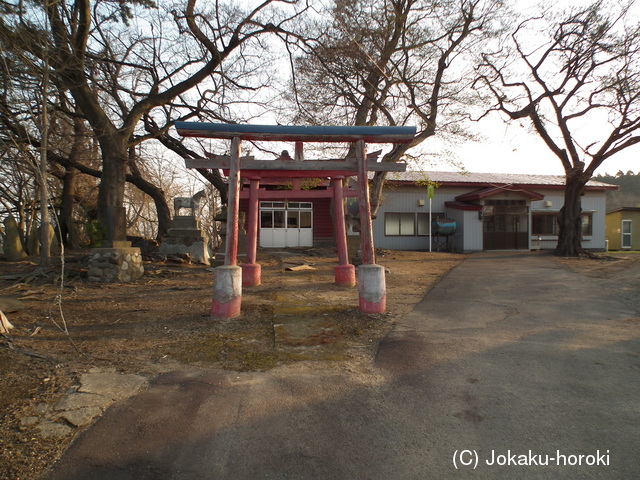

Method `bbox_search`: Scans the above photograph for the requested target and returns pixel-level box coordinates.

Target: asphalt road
[44,252,640,479]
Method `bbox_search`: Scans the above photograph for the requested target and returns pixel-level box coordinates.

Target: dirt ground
[1,248,638,480]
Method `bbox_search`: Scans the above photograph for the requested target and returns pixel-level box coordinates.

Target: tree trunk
[154,196,171,241]
[369,143,415,217]
[58,166,81,248]
[126,174,172,241]
[196,168,228,205]
[369,171,387,218]
[555,171,589,257]
[96,135,128,245]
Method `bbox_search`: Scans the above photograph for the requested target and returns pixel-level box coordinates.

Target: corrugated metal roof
[383,171,616,188]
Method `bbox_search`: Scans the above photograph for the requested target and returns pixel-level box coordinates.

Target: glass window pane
[400,213,415,236]
[300,212,312,229]
[518,215,528,233]
[581,214,593,236]
[287,211,299,228]
[484,215,496,233]
[260,211,272,228]
[385,213,400,235]
[622,220,632,248]
[532,214,559,235]
[273,210,285,228]
[417,213,429,236]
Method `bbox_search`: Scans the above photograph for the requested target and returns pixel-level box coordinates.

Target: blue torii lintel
[174,122,416,144]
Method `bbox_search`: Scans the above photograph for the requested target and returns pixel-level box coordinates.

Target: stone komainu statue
[173,190,205,217]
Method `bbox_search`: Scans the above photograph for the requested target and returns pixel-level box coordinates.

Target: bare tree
[475,1,640,256]
[0,74,102,250]
[1,0,308,245]
[286,0,506,214]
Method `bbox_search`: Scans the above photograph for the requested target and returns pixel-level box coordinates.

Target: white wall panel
[374,185,608,251]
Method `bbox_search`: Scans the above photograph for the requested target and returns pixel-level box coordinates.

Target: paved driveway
[45,252,640,479]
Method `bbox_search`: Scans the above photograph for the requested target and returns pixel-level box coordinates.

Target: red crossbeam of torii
[175,122,416,318]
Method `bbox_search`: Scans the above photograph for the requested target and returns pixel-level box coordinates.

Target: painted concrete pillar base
[334,264,356,287]
[357,264,386,314]
[241,263,262,287]
[211,265,242,318]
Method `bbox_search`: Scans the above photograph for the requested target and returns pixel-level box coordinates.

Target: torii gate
[175,122,416,318]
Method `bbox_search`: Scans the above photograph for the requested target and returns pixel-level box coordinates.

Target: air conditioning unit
[544,200,553,208]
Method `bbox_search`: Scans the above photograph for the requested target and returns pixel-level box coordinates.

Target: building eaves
[606,207,640,213]
[455,186,545,202]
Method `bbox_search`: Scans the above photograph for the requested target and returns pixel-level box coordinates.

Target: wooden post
[294,142,304,161]
[242,179,261,286]
[332,177,355,287]
[225,137,242,265]
[212,136,242,318]
[356,140,375,265]
[356,140,385,313]
[245,179,259,264]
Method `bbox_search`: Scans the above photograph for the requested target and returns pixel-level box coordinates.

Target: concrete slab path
[44,252,640,479]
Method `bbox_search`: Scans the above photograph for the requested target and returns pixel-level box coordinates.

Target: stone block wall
[87,247,144,283]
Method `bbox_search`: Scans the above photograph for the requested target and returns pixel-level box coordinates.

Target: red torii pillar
[332,176,356,287]
[211,137,243,318]
[241,179,261,286]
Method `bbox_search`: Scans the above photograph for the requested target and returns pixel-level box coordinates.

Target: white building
[372,171,617,252]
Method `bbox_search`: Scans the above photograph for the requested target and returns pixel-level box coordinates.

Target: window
[273,210,285,228]
[260,211,286,228]
[288,202,312,209]
[260,201,285,209]
[622,220,632,249]
[385,213,415,236]
[417,213,429,236]
[581,213,593,236]
[532,212,593,236]
[385,212,445,236]
[417,213,446,236]
[485,199,528,214]
[260,211,273,228]
[532,214,558,235]
[300,211,312,229]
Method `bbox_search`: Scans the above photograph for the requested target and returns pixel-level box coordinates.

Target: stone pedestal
[87,247,144,283]
[211,265,242,318]
[357,264,386,313]
[160,216,210,264]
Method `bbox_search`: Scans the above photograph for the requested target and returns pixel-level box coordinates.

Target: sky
[426,117,640,177]
[419,0,640,177]
[232,0,639,177]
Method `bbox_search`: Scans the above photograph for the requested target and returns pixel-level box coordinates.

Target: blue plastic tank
[432,218,456,235]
